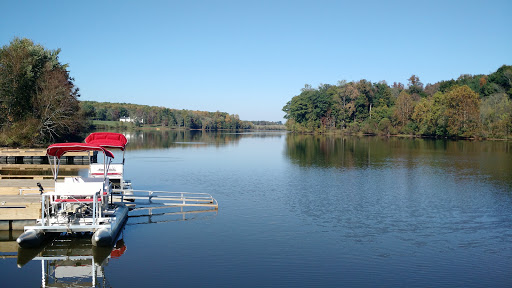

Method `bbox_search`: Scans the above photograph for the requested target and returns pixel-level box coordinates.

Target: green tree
[354,94,369,121]
[119,107,129,118]
[374,81,394,108]
[412,97,435,135]
[81,102,96,118]
[355,80,374,121]
[0,38,60,125]
[378,118,392,134]
[488,65,512,97]
[283,95,309,124]
[96,107,107,120]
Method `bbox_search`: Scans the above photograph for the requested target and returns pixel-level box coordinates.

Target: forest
[81,101,255,130]
[282,65,512,139]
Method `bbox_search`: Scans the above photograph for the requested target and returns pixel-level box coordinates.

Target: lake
[2,131,512,287]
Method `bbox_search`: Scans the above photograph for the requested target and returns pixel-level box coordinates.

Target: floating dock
[0,148,94,164]
[0,179,55,230]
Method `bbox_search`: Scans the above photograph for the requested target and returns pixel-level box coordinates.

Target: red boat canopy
[47,143,114,159]
[85,132,128,151]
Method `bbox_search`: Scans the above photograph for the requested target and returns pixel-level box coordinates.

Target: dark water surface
[2,131,512,287]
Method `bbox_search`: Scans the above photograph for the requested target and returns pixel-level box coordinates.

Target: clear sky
[1,0,511,122]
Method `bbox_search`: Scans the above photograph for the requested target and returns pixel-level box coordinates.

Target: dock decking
[0,179,54,229]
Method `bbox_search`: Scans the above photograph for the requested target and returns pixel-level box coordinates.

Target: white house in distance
[119,116,144,123]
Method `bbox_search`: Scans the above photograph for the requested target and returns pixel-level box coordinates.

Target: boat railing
[19,188,43,195]
[112,189,218,209]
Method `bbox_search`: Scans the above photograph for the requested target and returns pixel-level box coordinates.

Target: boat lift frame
[34,190,110,233]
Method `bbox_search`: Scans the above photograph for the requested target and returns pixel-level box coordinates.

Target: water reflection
[284,134,512,187]
[17,236,126,287]
[0,230,22,259]
[123,130,243,150]
[282,134,512,287]
[127,205,218,225]
[114,130,285,150]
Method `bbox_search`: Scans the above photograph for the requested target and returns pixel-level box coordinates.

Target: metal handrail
[112,189,218,208]
[19,188,45,195]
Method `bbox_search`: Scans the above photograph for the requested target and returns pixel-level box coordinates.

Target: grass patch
[92,120,136,130]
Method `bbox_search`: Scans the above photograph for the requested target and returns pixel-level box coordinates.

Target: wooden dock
[0,179,55,229]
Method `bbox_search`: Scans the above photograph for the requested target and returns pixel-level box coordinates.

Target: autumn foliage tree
[393,91,415,129]
[444,85,481,137]
[33,63,82,141]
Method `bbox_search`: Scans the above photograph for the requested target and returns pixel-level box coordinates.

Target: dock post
[41,194,45,226]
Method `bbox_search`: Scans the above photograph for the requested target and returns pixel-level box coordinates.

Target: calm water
[1,131,512,287]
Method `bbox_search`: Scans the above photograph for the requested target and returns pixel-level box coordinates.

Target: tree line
[81,101,255,130]
[282,65,512,139]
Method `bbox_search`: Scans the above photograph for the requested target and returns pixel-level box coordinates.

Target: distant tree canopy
[81,101,255,131]
[283,65,512,139]
[0,38,84,146]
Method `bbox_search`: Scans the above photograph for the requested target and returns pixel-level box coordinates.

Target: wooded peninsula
[283,66,512,139]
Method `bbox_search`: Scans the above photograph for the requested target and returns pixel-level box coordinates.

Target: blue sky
[1,0,511,121]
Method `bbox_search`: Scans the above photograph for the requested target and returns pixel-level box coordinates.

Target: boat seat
[54,177,109,203]
[89,163,124,179]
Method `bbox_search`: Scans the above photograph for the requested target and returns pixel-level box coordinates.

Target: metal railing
[19,188,44,195]
[112,189,218,209]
